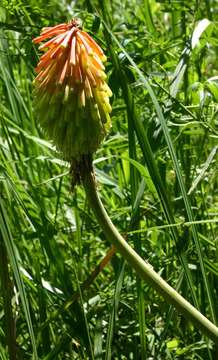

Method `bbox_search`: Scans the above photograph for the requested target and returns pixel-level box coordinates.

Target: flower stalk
[81,161,218,342]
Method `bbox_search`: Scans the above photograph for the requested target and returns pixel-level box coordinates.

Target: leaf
[191,19,211,49]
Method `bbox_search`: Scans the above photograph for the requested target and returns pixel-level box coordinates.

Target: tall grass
[0,1,217,359]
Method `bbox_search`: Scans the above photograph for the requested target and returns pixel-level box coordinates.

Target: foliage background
[0,0,217,359]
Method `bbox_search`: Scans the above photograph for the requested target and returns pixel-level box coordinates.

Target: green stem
[82,168,218,342]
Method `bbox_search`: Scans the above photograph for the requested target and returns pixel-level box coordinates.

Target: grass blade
[0,196,38,359]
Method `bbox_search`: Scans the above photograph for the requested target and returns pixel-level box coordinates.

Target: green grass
[0,0,218,359]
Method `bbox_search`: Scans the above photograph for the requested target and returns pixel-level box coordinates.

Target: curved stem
[82,169,218,342]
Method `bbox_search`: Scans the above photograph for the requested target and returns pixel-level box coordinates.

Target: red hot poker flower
[33,19,112,163]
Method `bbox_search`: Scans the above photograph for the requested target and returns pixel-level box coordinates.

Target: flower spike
[33,19,112,168]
